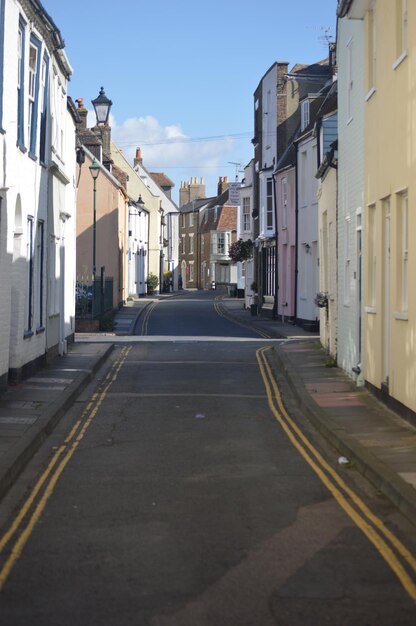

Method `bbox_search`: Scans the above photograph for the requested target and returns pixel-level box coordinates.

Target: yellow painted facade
[362,0,416,411]
[111,143,163,283]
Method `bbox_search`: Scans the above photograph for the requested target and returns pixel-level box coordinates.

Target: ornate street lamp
[91,87,112,125]
[89,159,101,282]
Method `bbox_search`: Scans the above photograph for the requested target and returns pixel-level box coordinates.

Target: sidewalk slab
[267,339,416,526]
[0,342,113,501]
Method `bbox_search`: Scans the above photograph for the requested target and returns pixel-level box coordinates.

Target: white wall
[337,15,365,382]
[0,0,74,383]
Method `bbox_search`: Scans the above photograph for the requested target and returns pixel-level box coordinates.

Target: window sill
[365,306,377,314]
[365,87,376,102]
[392,51,407,71]
[394,311,408,321]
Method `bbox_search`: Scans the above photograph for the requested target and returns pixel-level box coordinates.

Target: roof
[275,140,297,173]
[149,172,175,189]
[179,197,214,213]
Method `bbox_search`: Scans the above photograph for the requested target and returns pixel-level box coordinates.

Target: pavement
[0,292,415,528]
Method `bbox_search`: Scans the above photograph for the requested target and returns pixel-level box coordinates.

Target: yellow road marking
[214,297,270,339]
[256,346,416,601]
[0,346,131,590]
[141,301,157,335]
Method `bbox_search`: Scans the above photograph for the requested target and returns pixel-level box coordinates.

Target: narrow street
[0,293,415,625]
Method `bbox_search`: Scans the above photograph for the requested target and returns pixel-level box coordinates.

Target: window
[301,100,310,131]
[346,37,353,121]
[201,235,204,255]
[395,0,408,62]
[367,204,377,308]
[52,71,66,157]
[181,213,186,227]
[189,212,194,227]
[266,178,273,229]
[25,217,34,333]
[344,217,351,305]
[281,178,288,229]
[217,232,225,254]
[181,234,185,254]
[39,54,49,163]
[189,261,194,282]
[17,16,26,149]
[28,35,41,158]
[242,197,251,231]
[36,220,44,329]
[396,191,408,312]
[189,233,194,254]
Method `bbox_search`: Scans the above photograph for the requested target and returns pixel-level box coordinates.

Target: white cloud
[110,114,235,172]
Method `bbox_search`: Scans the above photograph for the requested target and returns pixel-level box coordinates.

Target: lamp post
[89,159,100,281]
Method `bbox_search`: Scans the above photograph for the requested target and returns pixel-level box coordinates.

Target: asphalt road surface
[0,292,415,625]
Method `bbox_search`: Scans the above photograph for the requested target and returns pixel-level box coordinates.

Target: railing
[75,276,113,320]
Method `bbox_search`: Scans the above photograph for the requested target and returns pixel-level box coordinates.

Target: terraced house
[0,0,77,391]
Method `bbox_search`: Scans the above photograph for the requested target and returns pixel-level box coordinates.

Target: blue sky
[42,0,337,204]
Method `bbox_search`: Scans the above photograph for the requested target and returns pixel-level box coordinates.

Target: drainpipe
[294,141,299,323]
[272,170,279,319]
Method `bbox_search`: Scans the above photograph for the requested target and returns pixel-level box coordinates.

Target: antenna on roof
[228,161,242,181]
[318,26,334,47]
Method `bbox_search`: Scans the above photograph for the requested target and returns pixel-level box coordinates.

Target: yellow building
[111,143,163,289]
[347,0,415,415]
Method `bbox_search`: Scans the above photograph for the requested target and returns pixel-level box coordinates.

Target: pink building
[274,144,297,321]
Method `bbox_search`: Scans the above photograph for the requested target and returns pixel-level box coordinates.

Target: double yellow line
[0,346,131,590]
[141,301,157,335]
[214,297,271,339]
[257,345,416,601]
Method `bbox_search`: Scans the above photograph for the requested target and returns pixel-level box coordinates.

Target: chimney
[75,97,88,131]
[277,62,289,158]
[134,147,143,167]
[217,176,229,196]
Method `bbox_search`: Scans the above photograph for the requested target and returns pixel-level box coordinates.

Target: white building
[336,7,365,384]
[132,154,179,290]
[0,0,76,390]
[295,96,321,330]
[238,160,255,308]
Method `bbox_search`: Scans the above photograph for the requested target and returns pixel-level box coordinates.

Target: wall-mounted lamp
[129,195,145,216]
[76,146,86,165]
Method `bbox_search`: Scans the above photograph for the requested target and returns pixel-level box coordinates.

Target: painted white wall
[337,15,365,383]
[0,0,74,385]
[134,161,179,289]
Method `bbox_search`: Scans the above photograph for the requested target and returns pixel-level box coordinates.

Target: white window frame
[301,100,310,132]
[242,196,251,232]
[396,191,408,313]
[366,204,377,310]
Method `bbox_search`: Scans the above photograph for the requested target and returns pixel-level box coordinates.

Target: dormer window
[301,100,310,132]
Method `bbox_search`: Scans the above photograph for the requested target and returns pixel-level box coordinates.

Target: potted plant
[314,291,329,308]
[146,272,159,295]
